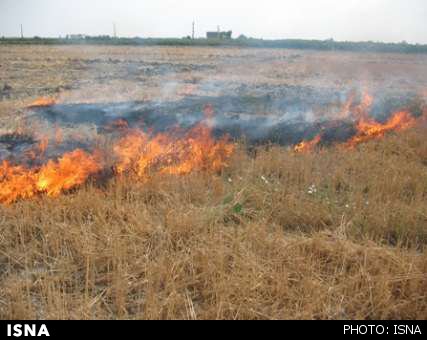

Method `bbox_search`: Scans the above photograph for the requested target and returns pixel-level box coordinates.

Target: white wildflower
[261,176,269,185]
[307,184,317,195]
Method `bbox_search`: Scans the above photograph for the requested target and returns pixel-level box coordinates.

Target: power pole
[192,21,195,40]
[20,24,24,39]
[113,22,117,38]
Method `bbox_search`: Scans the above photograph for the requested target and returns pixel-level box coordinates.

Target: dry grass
[1,45,426,320]
[0,127,426,320]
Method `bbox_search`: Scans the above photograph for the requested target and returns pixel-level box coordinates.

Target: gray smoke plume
[0,86,424,163]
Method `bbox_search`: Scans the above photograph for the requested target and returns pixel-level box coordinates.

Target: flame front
[0,162,38,204]
[3,93,424,204]
[0,149,101,204]
[293,91,421,152]
[114,122,235,179]
[36,149,102,196]
[347,110,416,147]
[28,97,56,108]
[294,134,322,153]
[0,119,234,204]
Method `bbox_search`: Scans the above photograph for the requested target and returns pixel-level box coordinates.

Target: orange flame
[36,150,102,197]
[0,119,234,204]
[336,92,355,120]
[294,91,420,152]
[0,150,102,204]
[114,122,234,179]
[352,92,374,120]
[0,162,39,204]
[24,136,49,161]
[28,97,56,108]
[294,134,322,153]
[347,110,416,148]
[38,137,49,156]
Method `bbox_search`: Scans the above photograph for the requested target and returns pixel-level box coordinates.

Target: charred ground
[0,46,426,320]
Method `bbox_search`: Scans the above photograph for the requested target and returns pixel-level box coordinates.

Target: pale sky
[0,0,426,43]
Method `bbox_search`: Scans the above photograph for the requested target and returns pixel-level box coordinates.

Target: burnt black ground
[0,87,424,163]
[28,89,422,143]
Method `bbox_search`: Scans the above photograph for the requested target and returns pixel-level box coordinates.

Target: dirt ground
[0,45,426,320]
[1,45,427,120]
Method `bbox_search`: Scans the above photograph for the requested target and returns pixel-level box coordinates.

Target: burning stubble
[0,104,235,204]
[0,46,426,320]
[0,88,426,204]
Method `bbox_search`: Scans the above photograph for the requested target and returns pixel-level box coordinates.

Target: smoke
[16,86,423,152]
[1,45,426,166]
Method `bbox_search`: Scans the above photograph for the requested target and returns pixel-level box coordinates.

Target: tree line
[1,36,427,53]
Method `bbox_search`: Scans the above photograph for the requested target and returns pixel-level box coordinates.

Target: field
[0,45,426,320]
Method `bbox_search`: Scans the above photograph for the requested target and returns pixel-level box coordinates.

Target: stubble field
[0,45,426,319]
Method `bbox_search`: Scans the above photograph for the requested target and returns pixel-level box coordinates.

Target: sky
[0,0,426,43]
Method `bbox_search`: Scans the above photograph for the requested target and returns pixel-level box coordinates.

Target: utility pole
[20,24,24,39]
[192,21,195,40]
[113,22,117,38]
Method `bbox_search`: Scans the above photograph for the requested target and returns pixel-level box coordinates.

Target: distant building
[206,31,232,40]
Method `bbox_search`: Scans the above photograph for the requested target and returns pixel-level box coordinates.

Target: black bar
[0,320,425,338]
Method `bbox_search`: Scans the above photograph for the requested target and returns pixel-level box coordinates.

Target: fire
[344,92,418,148]
[25,136,49,161]
[36,150,102,197]
[294,134,322,153]
[28,97,56,108]
[352,92,374,120]
[335,90,372,120]
[0,162,38,204]
[3,90,422,204]
[336,92,355,120]
[0,149,102,204]
[0,118,234,204]
[347,110,416,147]
[293,91,421,152]
[114,122,234,179]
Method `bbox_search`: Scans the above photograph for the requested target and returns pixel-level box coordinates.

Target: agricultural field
[0,45,426,319]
